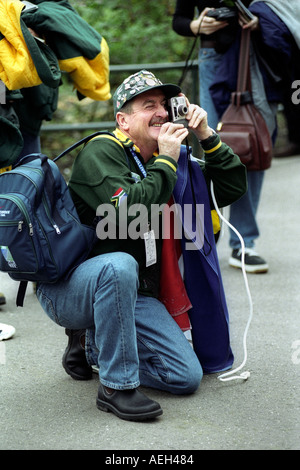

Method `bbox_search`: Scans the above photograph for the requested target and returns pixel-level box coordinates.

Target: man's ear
[116,112,129,131]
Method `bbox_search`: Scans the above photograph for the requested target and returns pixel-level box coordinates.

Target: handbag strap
[237,28,251,93]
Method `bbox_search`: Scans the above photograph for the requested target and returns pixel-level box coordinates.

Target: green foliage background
[72,0,189,65]
[42,0,196,164]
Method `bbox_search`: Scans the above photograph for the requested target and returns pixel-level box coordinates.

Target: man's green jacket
[69,129,247,297]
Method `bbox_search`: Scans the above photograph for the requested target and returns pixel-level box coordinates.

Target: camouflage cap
[113,70,181,115]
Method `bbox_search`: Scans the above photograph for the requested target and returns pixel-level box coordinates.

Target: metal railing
[40,61,199,133]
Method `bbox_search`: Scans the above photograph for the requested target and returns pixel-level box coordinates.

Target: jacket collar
[113,128,159,157]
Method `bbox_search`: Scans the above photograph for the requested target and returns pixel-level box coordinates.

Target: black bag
[0,133,103,306]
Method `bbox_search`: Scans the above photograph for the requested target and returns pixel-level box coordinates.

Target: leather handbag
[216,28,273,171]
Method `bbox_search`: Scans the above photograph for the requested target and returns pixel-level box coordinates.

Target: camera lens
[178,105,188,116]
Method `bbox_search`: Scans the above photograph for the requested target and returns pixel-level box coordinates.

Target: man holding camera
[37,70,247,422]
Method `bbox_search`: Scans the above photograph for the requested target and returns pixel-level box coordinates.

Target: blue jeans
[36,252,202,394]
[198,48,223,129]
[229,170,264,249]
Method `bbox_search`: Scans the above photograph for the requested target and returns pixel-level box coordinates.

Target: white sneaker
[0,323,16,340]
[229,248,269,273]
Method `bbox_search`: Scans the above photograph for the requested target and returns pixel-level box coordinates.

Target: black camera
[206,7,237,21]
[168,96,188,127]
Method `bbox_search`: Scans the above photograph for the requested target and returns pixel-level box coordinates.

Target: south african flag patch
[111,187,128,207]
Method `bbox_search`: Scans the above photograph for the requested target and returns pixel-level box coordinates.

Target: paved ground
[0,155,299,451]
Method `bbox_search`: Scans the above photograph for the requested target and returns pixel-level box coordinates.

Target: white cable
[210,181,253,382]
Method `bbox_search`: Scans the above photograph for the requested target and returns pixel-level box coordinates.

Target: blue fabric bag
[172,147,234,373]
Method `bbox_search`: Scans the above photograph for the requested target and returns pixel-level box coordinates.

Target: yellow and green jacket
[0,0,110,101]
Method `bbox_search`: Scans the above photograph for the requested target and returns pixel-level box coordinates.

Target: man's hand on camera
[185,99,215,141]
[158,122,189,162]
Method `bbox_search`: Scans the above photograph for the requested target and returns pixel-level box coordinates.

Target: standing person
[172,0,291,273]
[210,0,300,271]
[37,70,247,422]
[173,1,237,129]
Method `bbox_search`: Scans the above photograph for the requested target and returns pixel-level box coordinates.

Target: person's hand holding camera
[190,7,228,36]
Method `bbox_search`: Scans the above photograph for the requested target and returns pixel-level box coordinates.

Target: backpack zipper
[5,168,62,234]
[0,194,33,235]
[0,220,23,230]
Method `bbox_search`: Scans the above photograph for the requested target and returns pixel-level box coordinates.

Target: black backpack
[0,132,103,306]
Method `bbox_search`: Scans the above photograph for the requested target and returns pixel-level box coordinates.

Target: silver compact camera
[168,96,188,127]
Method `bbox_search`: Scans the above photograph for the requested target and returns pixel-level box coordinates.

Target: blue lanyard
[129,147,147,178]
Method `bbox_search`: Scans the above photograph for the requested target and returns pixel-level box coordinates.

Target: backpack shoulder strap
[53,130,133,170]
[86,131,131,165]
[53,131,118,162]
[16,281,28,307]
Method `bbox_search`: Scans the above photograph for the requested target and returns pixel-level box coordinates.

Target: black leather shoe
[62,329,93,380]
[96,384,163,421]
